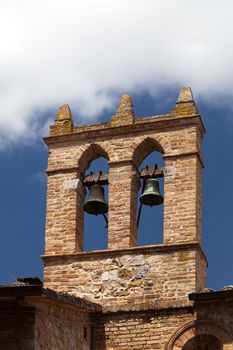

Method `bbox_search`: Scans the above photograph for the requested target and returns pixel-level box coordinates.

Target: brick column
[163,154,202,244]
[45,170,84,255]
[108,161,139,249]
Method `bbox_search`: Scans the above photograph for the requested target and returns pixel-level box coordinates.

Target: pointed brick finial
[55,104,73,122]
[111,94,135,127]
[116,94,134,117]
[172,87,199,116]
[177,87,194,104]
[50,104,73,136]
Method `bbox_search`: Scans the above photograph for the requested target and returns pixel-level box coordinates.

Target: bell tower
[43,87,206,313]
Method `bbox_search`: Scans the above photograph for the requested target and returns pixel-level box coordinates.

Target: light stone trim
[63,179,80,190]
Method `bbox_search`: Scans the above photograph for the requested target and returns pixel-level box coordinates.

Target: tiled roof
[0,279,101,313]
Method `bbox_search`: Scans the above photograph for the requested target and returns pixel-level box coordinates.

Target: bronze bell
[83,184,108,215]
[140,178,163,207]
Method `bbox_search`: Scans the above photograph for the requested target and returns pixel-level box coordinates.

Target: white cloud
[1,0,233,145]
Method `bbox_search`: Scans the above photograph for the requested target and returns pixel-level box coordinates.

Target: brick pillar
[44,105,85,255]
[108,161,139,249]
[163,152,203,244]
[196,158,203,243]
[163,87,204,244]
[45,170,84,254]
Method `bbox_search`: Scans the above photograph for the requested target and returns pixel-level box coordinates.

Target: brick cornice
[43,114,205,147]
[45,160,139,176]
[42,241,207,265]
[45,152,204,175]
[189,289,233,302]
[101,299,194,314]
[45,166,79,175]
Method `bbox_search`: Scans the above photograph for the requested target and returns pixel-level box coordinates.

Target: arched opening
[134,138,164,246]
[83,156,109,251]
[166,320,231,350]
[182,334,222,350]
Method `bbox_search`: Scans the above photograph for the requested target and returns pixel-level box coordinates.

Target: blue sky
[0,1,233,290]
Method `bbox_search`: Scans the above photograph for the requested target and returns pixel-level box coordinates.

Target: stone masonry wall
[43,244,206,312]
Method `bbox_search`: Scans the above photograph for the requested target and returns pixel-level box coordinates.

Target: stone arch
[78,143,110,173]
[166,320,232,350]
[132,137,165,168]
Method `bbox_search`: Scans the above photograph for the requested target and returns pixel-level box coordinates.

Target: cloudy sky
[0,1,233,290]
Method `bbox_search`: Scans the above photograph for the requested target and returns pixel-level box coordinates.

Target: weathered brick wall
[91,307,195,350]
[195,299,233,335]
[163,154,202,244]
[34,303,91,350]
[43,244,206,312]
[108,162,139,248]
[196,248,206,291]
[90,298,233,350]
[45,170,84,254]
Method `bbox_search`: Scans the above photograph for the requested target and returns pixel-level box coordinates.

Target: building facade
[0,87,232,349]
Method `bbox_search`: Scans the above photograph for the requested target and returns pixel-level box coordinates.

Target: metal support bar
[140,164,164,179]
[84,171,108,186]
[84,165,163,187]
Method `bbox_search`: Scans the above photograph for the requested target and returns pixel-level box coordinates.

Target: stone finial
[50,104,73,136]
[176,87,194,104]
[172,87,199,116]
[111,94,135,127]
[55,104,73,122]
[176,87,194,103]
[116,94,134,117]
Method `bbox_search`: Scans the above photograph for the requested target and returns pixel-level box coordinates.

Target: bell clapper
[102,213,108,228]
[137,179,146,229]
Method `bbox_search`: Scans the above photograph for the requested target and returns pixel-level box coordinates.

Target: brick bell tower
[42,87,207,348]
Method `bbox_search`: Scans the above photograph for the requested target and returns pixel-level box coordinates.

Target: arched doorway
[183,334,222,350]
[166,320,232,350]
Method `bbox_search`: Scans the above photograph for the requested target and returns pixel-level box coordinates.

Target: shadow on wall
[91,314,107,350]
[183,334,222,350]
